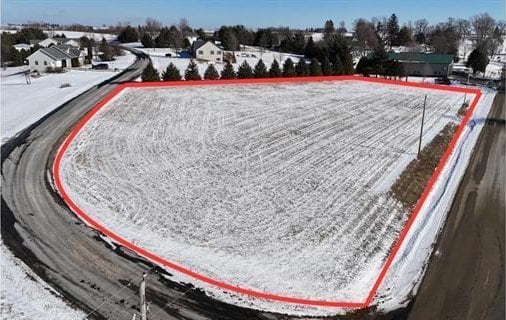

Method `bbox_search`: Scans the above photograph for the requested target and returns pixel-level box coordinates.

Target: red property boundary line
[52,76,482,309]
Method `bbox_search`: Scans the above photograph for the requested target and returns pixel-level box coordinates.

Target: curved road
[1,51,274,320]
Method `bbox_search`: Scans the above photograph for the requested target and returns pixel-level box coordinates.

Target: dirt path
[408,93,505,320]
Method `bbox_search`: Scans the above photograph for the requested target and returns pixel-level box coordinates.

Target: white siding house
[26,45,85,72]
[192,40,223,63]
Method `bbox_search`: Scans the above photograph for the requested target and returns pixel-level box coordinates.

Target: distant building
[388,52,454,77]
[30,38,59,48]
[28,38,80,48]
[61,39,80,47]
[26,45,85,72]
[13,43,32,51]
[191,40,223,63]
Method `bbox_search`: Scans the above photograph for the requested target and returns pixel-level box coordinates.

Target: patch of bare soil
[390,124,458,210]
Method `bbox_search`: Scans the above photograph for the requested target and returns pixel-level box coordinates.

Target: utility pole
[417,94,427,159]
[139,273,147,320]
[463,71,471,104]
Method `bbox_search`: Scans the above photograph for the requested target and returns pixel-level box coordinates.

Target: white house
[13,43,32,52]
[191,40,223,63]
[30,38,59,48]
[26,45,85,72]
[62,39,80,47]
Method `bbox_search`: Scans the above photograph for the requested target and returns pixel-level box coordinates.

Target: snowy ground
[0,241,85,320]
[139,46,302,78]
[0,51,135,141]
[60,80,466,315]
[43,30,116,42]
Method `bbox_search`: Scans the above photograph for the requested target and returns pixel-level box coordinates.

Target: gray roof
[39,45,81,60]
[56,45,81,57]
[40,46,71,60]
[192,39,206,51]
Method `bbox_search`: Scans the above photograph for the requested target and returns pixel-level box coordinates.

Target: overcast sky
[2,0,504,30]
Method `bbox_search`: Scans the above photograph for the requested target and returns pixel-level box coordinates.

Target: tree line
[141,57,347,81]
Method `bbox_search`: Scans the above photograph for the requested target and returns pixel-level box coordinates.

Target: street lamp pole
[417,94,427,159]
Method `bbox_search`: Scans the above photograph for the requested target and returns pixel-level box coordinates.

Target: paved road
[409,93,505,320]
[1,51,276,320]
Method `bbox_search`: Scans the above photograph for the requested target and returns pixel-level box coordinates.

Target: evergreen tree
[324,19,336,41]
[237,61,254,78]
[161,63,182,81]
[333,55,344,75]
[282,58,297,77]
[155,27,170,47]
[221,29,239,51]
[371,44,388,75]
[99,37,113,61]
[386,14,400,47]
[253,59,269,78]
[141,33,155,48]
[321,56,333,75]
[304,36,317,59]
[355,57,373,76]
[295,59,308,76]
[340,47,355,75]
[397,25,412,46]
[466,48,488,74]
[204,64,220,80]
[309,58,323,76]
[141,62,160,81]
[269,59,282,77]
[220,62,237,79]
[184,60,202,80]
[292,32,306,54]
[118,26,139,43]
[10,47,23,66]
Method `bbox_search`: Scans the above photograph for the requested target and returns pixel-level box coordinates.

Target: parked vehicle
[92,63,109,70]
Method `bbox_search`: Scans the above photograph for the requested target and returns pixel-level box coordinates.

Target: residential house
[30,38,59,48]
[191,40,223,63]
[61,39,80,47]
[26,45,85,72]
[13,43,32,52]
[387,52,454,77]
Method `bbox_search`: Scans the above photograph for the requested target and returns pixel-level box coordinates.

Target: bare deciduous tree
[414,18,429,43]
[471,13,495,47]
[179,17,192,37]
[353,18,378,56]
[455,18,471,39]
[372,16,388,44]
[145,17,162,38]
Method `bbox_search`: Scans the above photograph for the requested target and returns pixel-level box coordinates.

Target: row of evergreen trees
[142,57,351,82]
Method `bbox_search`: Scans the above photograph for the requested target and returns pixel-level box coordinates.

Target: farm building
[26,45,85,72]
[191,40,223,62]
[388,52,454,77]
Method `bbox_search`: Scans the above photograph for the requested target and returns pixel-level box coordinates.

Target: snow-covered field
[140,46,302,78]
[0,51,135,141]
[44,30,116,41]
[0,241,84,320]
[59,80,467,314]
